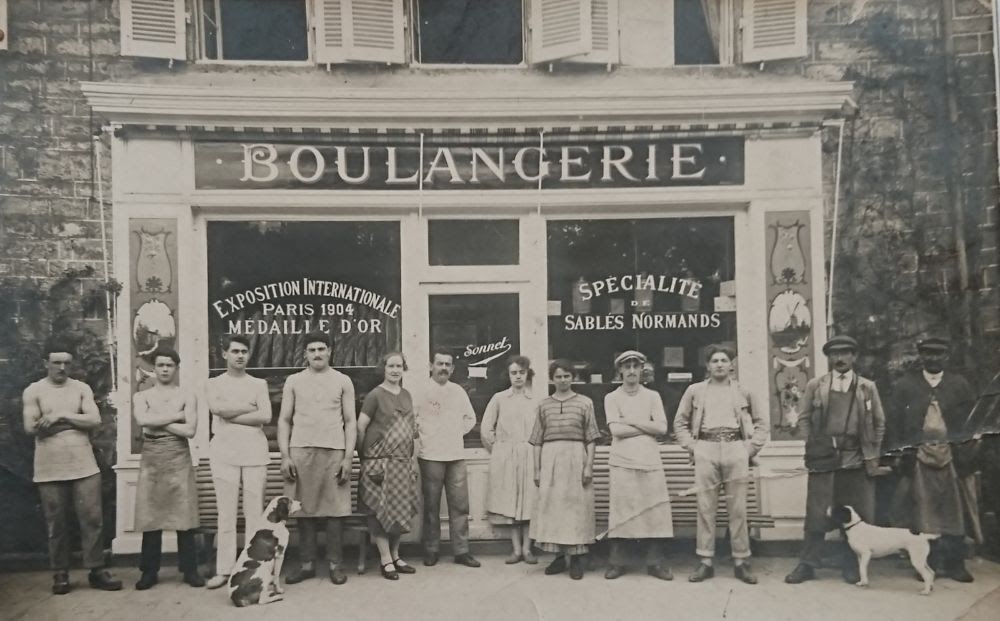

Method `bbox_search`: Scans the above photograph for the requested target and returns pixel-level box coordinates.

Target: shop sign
[194,137,744,190]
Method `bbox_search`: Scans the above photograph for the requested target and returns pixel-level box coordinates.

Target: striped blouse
[529,393,601,445]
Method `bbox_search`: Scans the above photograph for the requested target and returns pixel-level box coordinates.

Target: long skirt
[486,440,537,524]
[529,441,594,551]
[607,466,674,539]
[284,447,352,518]
[358,456,418,535]
[134,435,199,532]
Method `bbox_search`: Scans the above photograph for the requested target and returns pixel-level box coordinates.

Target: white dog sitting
[228,496,302,607]
[827,504,939,595]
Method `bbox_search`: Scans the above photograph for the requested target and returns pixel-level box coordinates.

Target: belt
[700,428,742,442]
[143,433,174,440]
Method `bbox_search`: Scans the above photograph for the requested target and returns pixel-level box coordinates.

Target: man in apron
[278,332,357,586]
[132,347,203,590]
[888,336,979,582]
[22,340,122,594]
[785,335,886,585]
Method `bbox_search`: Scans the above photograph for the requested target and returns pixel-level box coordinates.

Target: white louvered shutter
[569,0,619,64]
[530,0,593,64]
[346,0,405,63]
[742,0,807,63]
[120,0,185,60]
[314,0,349,63]
[1,0,8,52]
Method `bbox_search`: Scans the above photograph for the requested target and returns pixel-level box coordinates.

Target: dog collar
[843,519,862,531]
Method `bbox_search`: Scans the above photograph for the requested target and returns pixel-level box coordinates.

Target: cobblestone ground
[1,554,998,621]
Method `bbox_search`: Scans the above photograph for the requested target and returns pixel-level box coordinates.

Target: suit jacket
[673,379,769,463]
[797,372,886,462]
[887,371,977,476]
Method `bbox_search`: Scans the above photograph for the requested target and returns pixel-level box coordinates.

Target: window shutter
[120,0,185,60]
[530,0,593,64]
[741,0,807,63]
[347,0,405,63]
[314,0,349,63]
[569,0,619,65]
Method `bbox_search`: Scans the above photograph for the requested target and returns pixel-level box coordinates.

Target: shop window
[200,0,309,61]
[206,221,401,449]
[546,217,736,435]
[429,293,520,448]
[428,220,520,266]
[413,0,523,64]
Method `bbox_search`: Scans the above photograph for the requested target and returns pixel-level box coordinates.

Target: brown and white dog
[228,496,302,607]
[827,504,939,595]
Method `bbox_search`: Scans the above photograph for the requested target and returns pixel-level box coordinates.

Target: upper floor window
[413,0,524,65]
[200,0,309,61]
[120,0,808,67]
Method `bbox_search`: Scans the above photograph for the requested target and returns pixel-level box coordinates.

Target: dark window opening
[428,220,520,265]
[202,0,308,61]
[674,0,719,65]
[414,0,523,64]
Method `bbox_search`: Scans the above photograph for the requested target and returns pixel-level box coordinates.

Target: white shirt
[922,369,943,388]
[833,370,856,393]
[414,379,476,461]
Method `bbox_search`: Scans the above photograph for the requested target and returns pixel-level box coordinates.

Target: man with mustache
[414,349,480,568]
[887,336,978,582]
[785,335,886,585]
[22,340,122,594]
[278,332,357,586]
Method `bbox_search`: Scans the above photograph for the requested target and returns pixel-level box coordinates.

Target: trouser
[37,474,105,570]
[298,517,343,564]
[693,440,751,559]
[139,530,198,575]
[210,460,267,575]
[419,459,470,555]
[800,467,874,570]
[609,538,667,567]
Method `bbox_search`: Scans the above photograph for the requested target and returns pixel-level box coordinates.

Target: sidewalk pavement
[2,553,999,621]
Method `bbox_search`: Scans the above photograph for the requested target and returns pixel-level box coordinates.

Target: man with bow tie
[887,336,978,582]
[786,335,886,585]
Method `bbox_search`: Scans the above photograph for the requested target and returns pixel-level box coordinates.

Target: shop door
[427,292,520,447]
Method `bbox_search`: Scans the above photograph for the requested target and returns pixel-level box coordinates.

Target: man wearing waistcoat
[785,335,886,585]
[888,336,978,582]
[674,344,768,584]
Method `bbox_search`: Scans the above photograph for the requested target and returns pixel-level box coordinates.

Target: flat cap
[917,336,950,352]
[614,350,647,366]
[822,335,858,355]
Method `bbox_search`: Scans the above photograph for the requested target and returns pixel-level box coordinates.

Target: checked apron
[359,393,419,535]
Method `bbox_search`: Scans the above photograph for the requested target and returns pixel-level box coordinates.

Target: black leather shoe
[688,563,714,582]
[735,563,758,585]
[842,567,861,584]
[784,563,816,584]
[604,565,626,580]
[423,552,439,567]
[454,553,481,568]
[380,562,399,581]
[948,565,975,583]
[88,568,123,591]
[329,564,348,585]
[182,571,205,587]
[569,555,584,580]
[393,559,416,574]
[52,572,71,595]
[284,564,316,584]
[647,565,674,581]
[544,556,567,575]
[135,572,158,590]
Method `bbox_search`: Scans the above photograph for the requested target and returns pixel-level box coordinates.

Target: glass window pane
[674,0,719,65]
[206,221,401,449]
[429,293,520,447]
[416,0,523,64]
[546,218,736,435]
[219,0,308,61]
[428,219,519,265]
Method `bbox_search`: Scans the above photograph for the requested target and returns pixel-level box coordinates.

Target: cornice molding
[81,80,855,130]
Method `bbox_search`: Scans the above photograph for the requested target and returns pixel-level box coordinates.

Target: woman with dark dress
[357,352,419,580]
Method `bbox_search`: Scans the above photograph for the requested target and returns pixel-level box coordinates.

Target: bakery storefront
[84,77,851,553]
